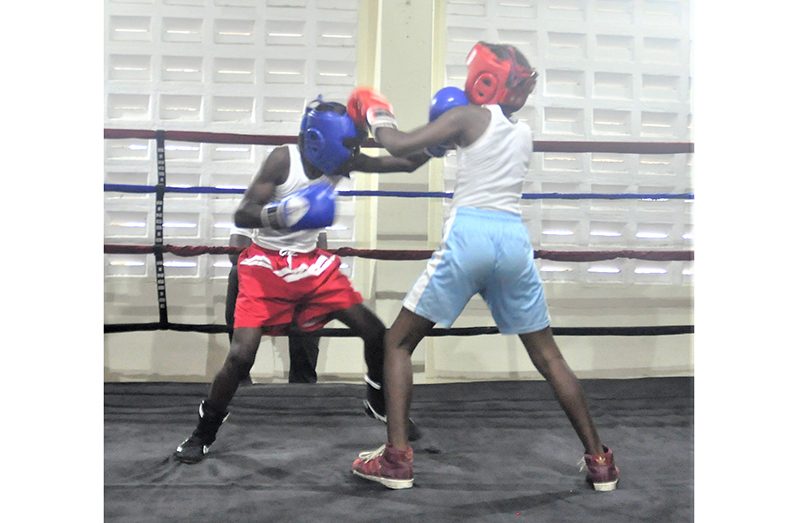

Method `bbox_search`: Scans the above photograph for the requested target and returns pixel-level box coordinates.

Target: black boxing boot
[174,400,229,464]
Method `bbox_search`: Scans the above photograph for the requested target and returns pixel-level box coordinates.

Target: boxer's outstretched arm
[350,151,431,173]
[374,107,474,158]
[348,86,466,158]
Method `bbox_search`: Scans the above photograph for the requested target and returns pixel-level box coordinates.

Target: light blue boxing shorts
[403,207,551,334]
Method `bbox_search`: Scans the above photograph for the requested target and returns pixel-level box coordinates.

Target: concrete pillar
[374,0,437,243]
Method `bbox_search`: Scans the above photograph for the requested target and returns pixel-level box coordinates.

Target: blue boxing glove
[425,144,447,158]
[429,86,469,121]
[260,182,336,231]
[424,86,469,157]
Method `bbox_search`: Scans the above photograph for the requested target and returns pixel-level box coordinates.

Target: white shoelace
[278,249,296,269]
[358,444,386,462]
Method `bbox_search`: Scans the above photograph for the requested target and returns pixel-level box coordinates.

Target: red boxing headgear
[464,42,538,111]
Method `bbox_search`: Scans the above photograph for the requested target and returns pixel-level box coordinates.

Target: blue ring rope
[104,184,694,200]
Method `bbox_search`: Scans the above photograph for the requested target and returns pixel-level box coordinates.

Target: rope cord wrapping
[153,131,169,327]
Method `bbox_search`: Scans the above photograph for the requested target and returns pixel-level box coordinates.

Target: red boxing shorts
[234,244,362,333]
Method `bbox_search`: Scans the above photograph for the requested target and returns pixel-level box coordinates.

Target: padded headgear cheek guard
[464,42,538,111]
[300,97,365,175]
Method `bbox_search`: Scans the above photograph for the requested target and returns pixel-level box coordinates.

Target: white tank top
[252,144,326,253]
[453,105,532,215]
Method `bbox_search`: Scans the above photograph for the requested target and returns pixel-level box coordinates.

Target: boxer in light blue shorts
[348,41,619,493]
[404,207,550,334]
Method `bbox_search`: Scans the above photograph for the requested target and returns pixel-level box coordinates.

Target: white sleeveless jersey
[229,225,253,239]
[453,104,532,215]
[252,144,326,253]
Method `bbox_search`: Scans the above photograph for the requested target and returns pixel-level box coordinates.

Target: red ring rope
[104,244,693,262]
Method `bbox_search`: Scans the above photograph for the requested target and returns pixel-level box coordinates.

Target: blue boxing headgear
[300,97,364,175]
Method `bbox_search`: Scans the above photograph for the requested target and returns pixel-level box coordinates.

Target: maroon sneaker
[352,444,414,489]
[581,446,620,491]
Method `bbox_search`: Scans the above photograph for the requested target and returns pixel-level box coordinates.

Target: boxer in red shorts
[174,98,429,463]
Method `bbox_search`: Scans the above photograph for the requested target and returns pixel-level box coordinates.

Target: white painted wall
[104,0,693,383]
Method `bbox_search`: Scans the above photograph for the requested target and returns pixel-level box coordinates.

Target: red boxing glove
[347,87,398,138]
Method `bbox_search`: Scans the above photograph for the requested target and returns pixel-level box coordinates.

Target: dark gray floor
[105,377,693,522]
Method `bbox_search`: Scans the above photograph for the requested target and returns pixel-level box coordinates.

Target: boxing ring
[104,129,694,521]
